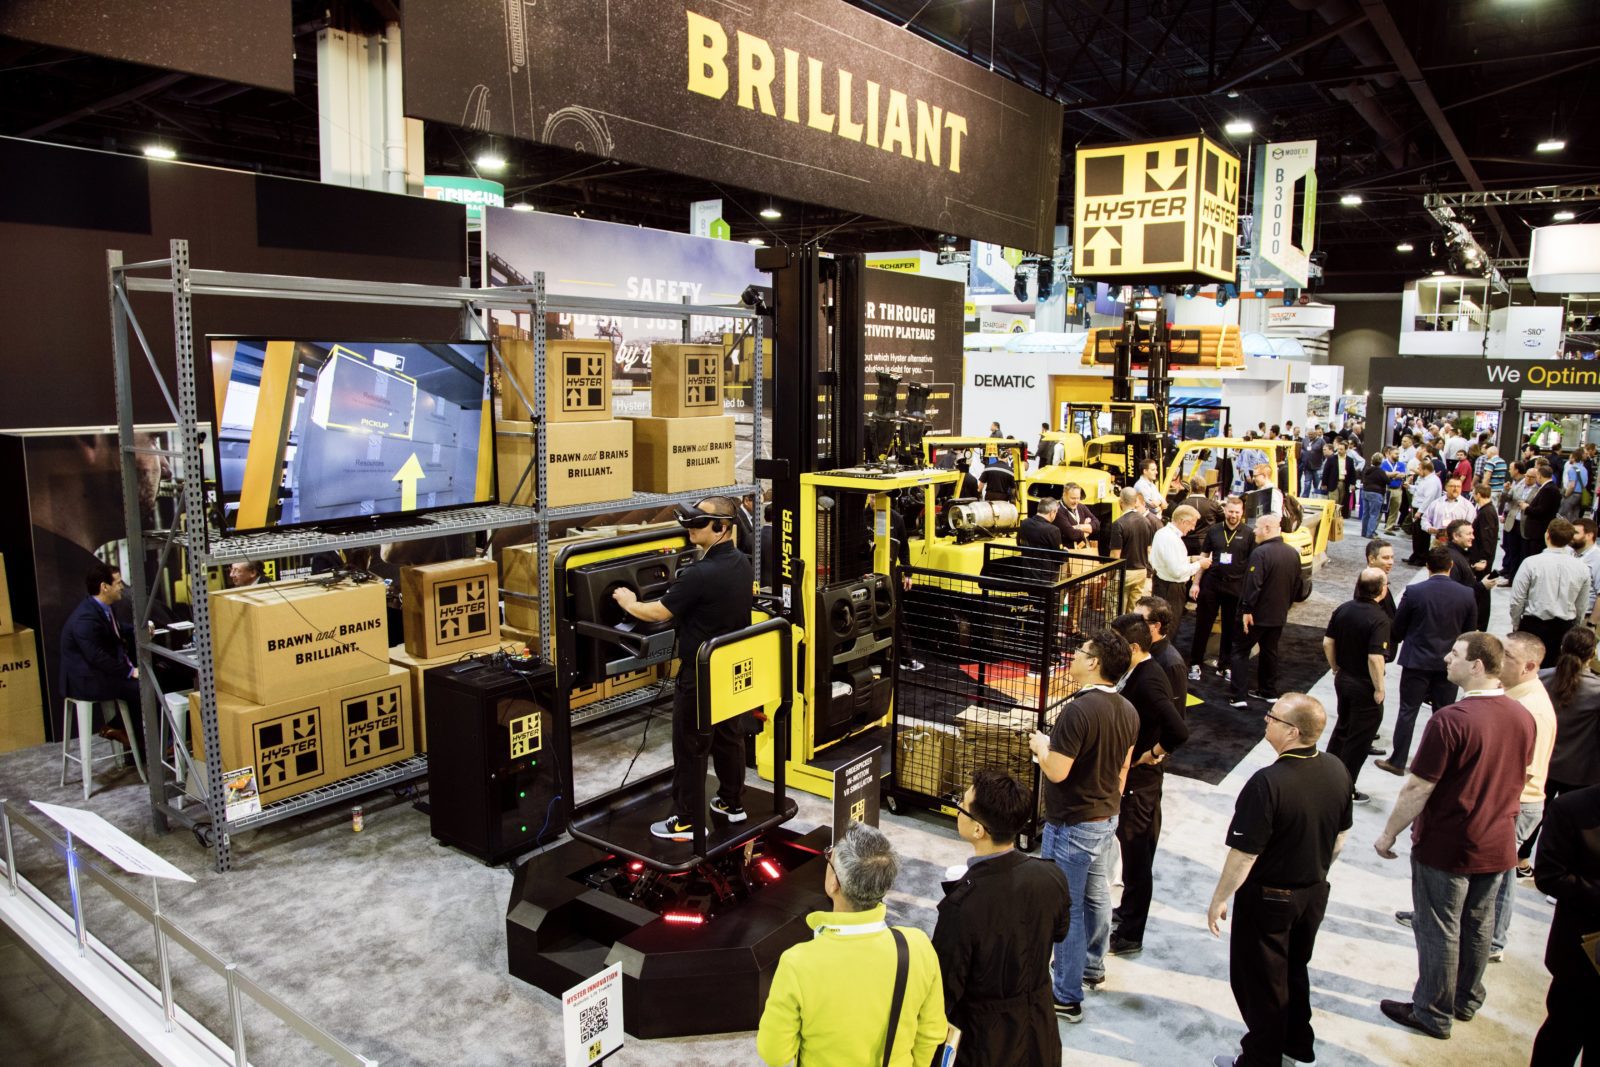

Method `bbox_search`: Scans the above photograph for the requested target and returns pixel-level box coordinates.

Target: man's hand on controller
[612,587,638,610]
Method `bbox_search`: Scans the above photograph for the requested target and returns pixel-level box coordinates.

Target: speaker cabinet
[425,660,564,864]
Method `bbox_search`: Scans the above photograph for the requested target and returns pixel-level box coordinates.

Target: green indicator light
[520,825,528,833]
[519,791,526,798]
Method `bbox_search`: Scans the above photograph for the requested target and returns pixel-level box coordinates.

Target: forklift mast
[754,245,868,618]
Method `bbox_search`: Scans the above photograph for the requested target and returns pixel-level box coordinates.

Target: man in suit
[59,562,144,757]
[1530,785,1600,1065]
[1374,546,1478,777]
[1443,518,1494,632]
[1018,498,1065,551]
[1525,460,1562,553]
[1052,484,1100,550]
[1229,513,1304,706]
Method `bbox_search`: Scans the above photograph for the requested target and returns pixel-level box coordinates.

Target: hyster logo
[255,709,322,788]
[342,689,403,766]
[509,711,542,760]
[563,354,607,411]
[683,354,720,406]
[732,657,754,694]
[435,577,490,642]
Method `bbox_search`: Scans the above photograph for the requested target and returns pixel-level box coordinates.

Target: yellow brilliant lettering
[685,10,728,99]
[806,57,835,133]
[915,100,942,166]
[865,80,881,148]
[837,70,864,142]
[945,112,968,174]
[737,30,776,115]
[882,89,913,158]
[782,48,800,123]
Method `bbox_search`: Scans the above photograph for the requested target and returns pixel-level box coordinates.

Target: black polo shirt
[1151,639,1188,717]
[1198,521,1253,596]
[1323,599,1390,676]
[1226,747,1353,888]
[1044,686,1139,825]
[661,541,752,687]
[1109,512,1153,571]
[1119,658,1187,763]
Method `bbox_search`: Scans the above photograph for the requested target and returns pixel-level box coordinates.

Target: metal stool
[59,698,147,800]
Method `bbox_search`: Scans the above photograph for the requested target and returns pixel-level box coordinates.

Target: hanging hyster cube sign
[1073,135,1240,283]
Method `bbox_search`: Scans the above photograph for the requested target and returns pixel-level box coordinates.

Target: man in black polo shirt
[1108,614,1189,957]
[1109,488,1155,613]
[613,497,753,840]
[1018,497,1065,551]
[1207,694,1352,1067]
[1135,595,1188,716]
[1322,567,1391,805]
[1028,628,1139,1024]
[1191,495,1253,682]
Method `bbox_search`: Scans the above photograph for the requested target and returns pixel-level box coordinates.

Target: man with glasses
[933,770,1070,1067]
[613,497,753,840]
[1374,632,1535,1041]
[1027,628,1138,1024]
[758,823,946,1067]
[60,561,145,759]
[1207,694,1351,1067]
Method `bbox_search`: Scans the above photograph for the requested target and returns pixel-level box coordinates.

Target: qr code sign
[580,1003,608,1044]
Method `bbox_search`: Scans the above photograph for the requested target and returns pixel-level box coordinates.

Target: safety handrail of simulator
[694,617,795,858]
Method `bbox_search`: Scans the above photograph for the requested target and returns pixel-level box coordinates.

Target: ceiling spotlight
[1554,210,1576,222]
[1396,242,1414,252]
[1536,139,1566,153]
[746,237,766,246]
[143,144,176,160]
[1340,194,1363,207]
[1224,119,1253,136]
[511,202,535,212]
[1226,90,1241,99]
[476,152,507,172]
[759,204,782,220]
[1431,269,1446,276]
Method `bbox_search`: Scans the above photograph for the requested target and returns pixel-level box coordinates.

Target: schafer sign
[403,0,1062,251]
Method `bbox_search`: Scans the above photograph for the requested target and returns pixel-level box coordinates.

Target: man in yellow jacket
[757,823,947,1066]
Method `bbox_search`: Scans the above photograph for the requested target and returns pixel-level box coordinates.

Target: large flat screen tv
[210,338,496,533]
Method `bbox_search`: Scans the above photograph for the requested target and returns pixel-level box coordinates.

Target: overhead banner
[862,269,964,434]
[1072,135,1240,283]
[1251,140,1317,288]
[403,0,1062,251]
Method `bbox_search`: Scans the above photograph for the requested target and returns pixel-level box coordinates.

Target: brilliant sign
[1072,136,1241,282]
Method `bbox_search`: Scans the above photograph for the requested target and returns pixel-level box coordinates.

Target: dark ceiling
[2,0,1598,294]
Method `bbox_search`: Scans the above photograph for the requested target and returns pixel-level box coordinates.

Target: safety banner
[404,0,1062,252]
[1251,140,1317,288]
[1072,135,1240,283]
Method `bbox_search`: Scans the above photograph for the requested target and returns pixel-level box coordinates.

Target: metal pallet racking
[109,239,762,871]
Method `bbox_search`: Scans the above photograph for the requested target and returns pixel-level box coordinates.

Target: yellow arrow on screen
[393,453,425,511]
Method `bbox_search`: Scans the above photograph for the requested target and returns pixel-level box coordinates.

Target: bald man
[1109,487,1155,613]
[1322,567,1392,803]
[1230,513,1307,706]
[1209,694,1352,1067]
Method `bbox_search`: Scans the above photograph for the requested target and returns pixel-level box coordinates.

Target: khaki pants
[1121,568,1149,613]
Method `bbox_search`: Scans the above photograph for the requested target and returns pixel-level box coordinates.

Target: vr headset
[674,502,733,532]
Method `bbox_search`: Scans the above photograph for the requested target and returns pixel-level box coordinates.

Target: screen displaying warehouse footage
[211,338,495,532]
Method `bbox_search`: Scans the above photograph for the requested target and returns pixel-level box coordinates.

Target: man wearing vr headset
[613,496,754,840]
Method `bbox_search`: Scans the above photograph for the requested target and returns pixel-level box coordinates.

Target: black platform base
[506,824,831,1039]
[568,770,799,872]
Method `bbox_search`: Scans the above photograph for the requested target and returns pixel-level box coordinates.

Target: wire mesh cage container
[889,544,1124,847]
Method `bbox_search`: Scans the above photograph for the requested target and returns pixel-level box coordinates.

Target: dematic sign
[403,0,1062,251]
[1072,135,1241,282]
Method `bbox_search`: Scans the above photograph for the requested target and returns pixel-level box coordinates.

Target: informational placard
[406,0,1062,251]
[1251,141,1317,288]
[563,962,624,1067]
[31,802,195,883]
[221,767,262,823]
[832,746,882,844]
[1073,135,1240,283]
[862,269,964,433]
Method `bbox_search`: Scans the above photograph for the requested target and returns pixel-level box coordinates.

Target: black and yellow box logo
[253,707,324,789]
[562,354,607,412]
[682,354,719,408]
[509,710,543,760]
[435,576,491,646]
[341,685,405,769]
[732,657,754,694]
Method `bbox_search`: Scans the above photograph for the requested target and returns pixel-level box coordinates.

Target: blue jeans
[1042,817,1118,1005]
[1410,857,1500,1036]
[1490,802,1542,953]
[1361,490,1385,538]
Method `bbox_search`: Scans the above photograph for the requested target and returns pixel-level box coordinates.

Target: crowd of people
[751,420,1599,1066]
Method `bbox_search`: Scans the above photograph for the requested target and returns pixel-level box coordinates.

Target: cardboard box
[499,338,614,423]
[327,666,415,776]
[606,666,656,698]
[209,579,388,704]
[400,558,500,659]
[627,415,735,494]
[390,640,528,751]
[895,719,960,800]
[496,419,634,509]
[0,627,42,724]
[650,343,724,418]
[497,626,604,709]
[188,690,335,805]
[0,553,13,635]
[955,705,1036,787]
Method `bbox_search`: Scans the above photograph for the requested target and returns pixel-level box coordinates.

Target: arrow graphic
[567,387,583,408]
[393,452,425,511]
[1146,146,1188,192]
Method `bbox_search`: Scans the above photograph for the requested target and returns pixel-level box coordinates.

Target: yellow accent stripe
[236,340,298,530]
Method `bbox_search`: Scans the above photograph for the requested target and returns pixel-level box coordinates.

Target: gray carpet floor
[0,531,1553,1066]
